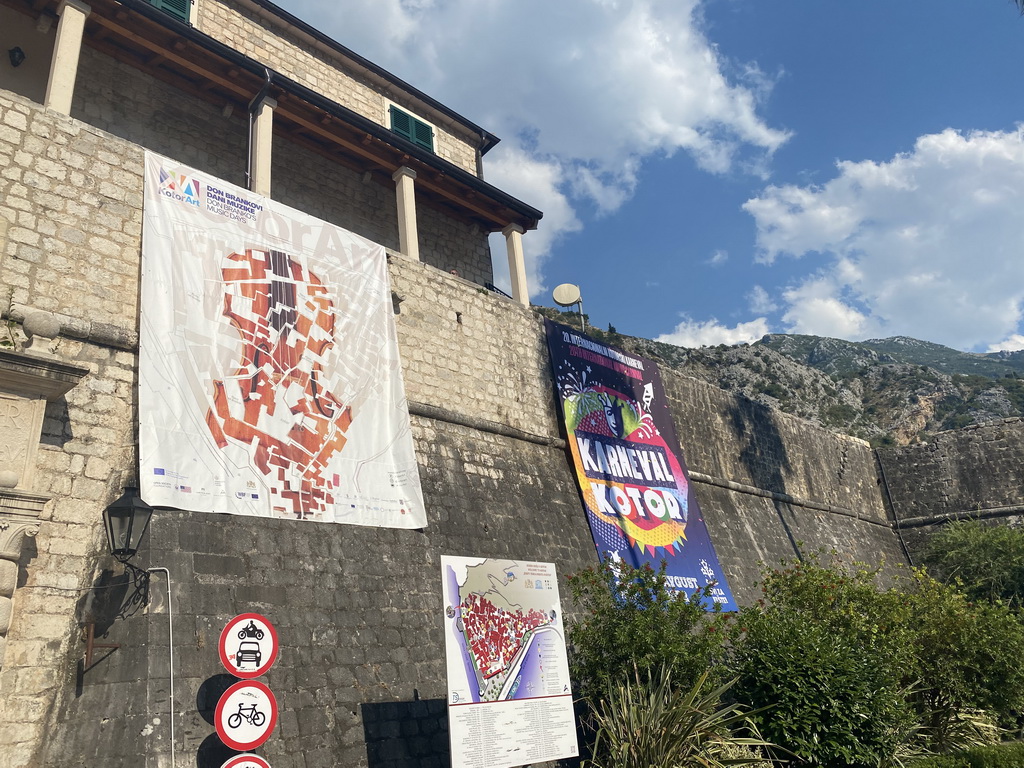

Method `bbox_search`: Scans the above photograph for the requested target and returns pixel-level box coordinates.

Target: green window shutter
[390,106,413,142]
[412,119,434,152]
[149,0,191,22]
[389,106,434,153]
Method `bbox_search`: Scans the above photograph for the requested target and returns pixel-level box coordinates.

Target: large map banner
[545,319,735,609]
[442,556,578,768]
[139,152,426,528]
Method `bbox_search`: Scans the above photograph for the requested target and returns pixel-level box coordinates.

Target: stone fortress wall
[0,0,1018,764]
[0,88,916,767]
[878,419,1024,557]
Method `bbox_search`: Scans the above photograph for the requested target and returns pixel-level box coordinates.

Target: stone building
[2,1,1023,767]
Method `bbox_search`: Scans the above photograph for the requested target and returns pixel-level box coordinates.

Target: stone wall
[196,0,480,174]
[0,88,920,767]
[24,252,909,766]
[877,418,1024,558]
[72,46,248,189]
[70,46,493,286]
[0,91,144,334]
[0,338,138,768]
[669,376,906,592]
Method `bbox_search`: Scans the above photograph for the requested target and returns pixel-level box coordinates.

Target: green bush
[963,741,1024,767]
[566,560,727,704]
[730,555,917,767]
[921,520,1024,609]
[909,757,970,768]
[904,570,1024,746]
[910,741,1024,767]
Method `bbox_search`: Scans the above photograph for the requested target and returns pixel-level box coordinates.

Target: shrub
[730,555,917,767]
[904,570,1024,746]
[921,520,1024,609]
[962,741,1024,767]
[566,560,728,704]
[909,757,970,768]
[587,666,774,768]
[910,741,1024,767]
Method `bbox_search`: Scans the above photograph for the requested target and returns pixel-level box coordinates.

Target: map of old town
[445,558,565,702]
[442,557,578,768]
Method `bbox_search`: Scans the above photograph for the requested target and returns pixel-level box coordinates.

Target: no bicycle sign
[215,679,278,751]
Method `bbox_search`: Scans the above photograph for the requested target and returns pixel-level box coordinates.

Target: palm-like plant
[586,666,776,768]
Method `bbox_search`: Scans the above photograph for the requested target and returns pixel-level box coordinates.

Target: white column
[502,224,529,307]
[392,167,420,262]
[250,96,276,197]
[44,0,91,115]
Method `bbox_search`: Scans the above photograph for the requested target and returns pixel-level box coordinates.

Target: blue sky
[280,0,1024,352]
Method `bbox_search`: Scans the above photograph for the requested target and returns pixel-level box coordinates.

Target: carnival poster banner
[544,319,735,609]
[139,151,426,528]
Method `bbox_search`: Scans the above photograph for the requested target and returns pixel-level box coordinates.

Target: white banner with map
[139,151,425,528]
[442,556,578,768]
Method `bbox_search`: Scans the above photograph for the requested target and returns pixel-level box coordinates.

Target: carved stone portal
[0,346,89,668]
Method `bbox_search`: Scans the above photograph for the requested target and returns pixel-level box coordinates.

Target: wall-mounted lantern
[102,487,153,618]
[102,487,153,562]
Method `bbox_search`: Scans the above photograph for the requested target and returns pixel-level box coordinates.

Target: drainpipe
[246,67,274,191]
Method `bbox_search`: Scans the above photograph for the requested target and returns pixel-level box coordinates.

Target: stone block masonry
[0,91,145,332]
[0,338,137,768]
[196,0,481,175]
[878,418,1024,560]
[0,85,959,767]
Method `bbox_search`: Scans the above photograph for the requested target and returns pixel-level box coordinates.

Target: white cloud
[708,249,729,266]
[780,277,873,339]
[747,284,777,314]
[744,128,1024,350]
[485,147,581,296]
[656,317,770,348]
[988,335,1024,353]
[280,0,787,296]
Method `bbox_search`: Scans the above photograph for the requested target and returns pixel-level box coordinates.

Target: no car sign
[219,613,279,678]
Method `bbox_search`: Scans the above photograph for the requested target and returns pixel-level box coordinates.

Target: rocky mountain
[538,309,1024,447]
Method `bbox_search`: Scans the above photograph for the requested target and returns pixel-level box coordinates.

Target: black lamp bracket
[116,559,151,620]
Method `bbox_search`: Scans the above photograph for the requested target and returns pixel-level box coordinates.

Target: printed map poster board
[544,319,736,610]
[442,556,578,768]
[139,151,426,528]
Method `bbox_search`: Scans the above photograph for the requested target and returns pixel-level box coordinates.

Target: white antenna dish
[552,283,581,307]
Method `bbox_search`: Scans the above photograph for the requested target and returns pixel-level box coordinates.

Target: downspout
[475,132,485,180]
[246,67,274,191]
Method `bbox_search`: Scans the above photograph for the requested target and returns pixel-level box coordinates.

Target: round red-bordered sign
[214,680,278,751]
[219,613,279,678]
[220,755,272,768]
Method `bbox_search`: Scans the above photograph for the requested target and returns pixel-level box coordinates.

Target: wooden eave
[1,0,541,232]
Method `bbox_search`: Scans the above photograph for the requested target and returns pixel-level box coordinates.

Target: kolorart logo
[158,167,202,206]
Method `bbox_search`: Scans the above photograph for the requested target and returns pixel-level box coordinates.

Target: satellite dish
[552,283,582,307]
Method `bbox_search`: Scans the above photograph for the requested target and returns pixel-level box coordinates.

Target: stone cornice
[0,349,90,401]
